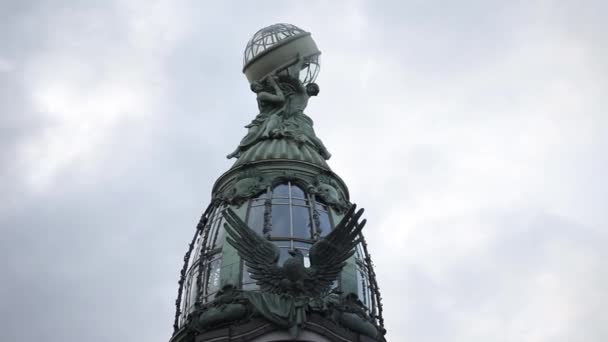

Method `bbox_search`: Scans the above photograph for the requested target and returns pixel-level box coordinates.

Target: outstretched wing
[308,204,366,295]
[222,208,284,293]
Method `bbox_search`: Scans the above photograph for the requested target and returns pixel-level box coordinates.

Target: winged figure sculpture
[222,205,366,297]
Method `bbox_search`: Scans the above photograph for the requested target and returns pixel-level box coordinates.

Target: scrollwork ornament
[218,167,270,206]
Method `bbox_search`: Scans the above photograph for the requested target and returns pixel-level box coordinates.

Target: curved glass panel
[187,233,203,270]
[186,269,199,312]
[292,198,307,206]
[317,211,331,237]
[291,185,306,199]
[356,264,368,307]
[247,205,266,235]
[271,204,291,237]
[205,257,222,301]
[299,55,320,85]
[177,205,225,328]
[293,241,312,249]
[292,205,312,238]
[353,242,377,316]
[213,220,226,249]
[206,212,225,250]
[273,183,290,198]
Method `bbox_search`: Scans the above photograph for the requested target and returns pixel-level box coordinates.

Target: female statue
[227,56,332,160]
[274,57,332,160]
[227,75,286,159]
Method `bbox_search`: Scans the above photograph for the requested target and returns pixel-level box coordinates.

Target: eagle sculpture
[222,205,366,297]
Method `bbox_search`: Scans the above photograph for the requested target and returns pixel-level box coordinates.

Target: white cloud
[0,57,14,72]
[17,1,193,189]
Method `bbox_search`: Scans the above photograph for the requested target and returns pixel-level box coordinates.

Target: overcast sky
[1,1,607,341]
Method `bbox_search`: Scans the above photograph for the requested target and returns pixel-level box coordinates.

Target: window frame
[240,181,336,289]
[251,181,334,244]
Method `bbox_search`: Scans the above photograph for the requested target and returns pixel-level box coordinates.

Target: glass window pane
[357,268,366,305]
[272,198,289,205]
[187,269,199,312]
[318,210,331,237]
[365,272,373,310]
[271,205,291,237]
[272,184,290,198]
[188,234,202,270]
[212,217,225,248]
[247,205,265,235]
[293,241,312,249]
[208,218,219,249]
[205,225,214,248]
[290,185,306,199]
[206,259,221,298]
[278,247,290,266]
[180,288,187,323]
[271,240,291,248]
[292,199,308,207]
[292,205,312,239]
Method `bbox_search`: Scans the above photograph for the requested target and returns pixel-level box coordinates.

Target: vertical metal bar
[196,204,217,308]
[263,187,272,238]
[310,195,321,240]
[288,182,293,248]
[360,234,384,327]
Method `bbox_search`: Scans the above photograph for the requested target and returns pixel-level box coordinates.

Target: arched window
[241,182,334,290]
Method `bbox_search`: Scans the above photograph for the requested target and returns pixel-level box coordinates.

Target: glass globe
[243,23,321,85]
[243,23,306,66]
[298,54,320,85]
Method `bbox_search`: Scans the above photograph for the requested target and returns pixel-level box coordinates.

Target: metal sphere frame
[242,23,321,85]
[243,23,306,67]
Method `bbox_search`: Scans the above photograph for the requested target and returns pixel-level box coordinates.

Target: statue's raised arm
[227,76,288,159]
[255,75,285,105]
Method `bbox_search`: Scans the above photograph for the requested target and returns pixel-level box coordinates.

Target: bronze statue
[227,57,332,160]
[226,75,286,159]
